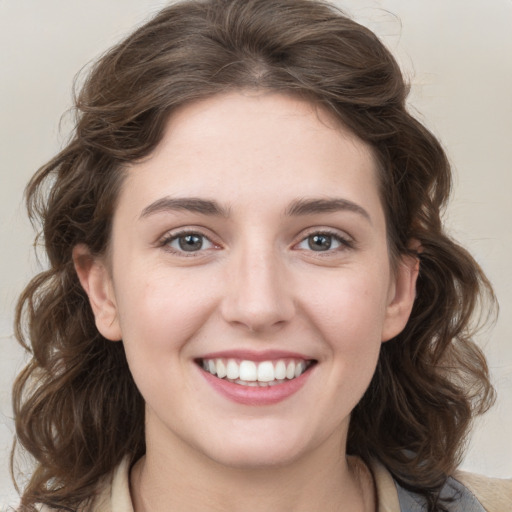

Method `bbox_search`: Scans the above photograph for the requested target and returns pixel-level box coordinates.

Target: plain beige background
[1,0,511,506]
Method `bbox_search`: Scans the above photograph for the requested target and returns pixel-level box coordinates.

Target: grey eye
[296,232,347,252]
[307,234,335,251]
[167,233,214,252]
[178,234,204,251]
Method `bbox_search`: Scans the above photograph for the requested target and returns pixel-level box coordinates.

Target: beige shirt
[42,457,512,512]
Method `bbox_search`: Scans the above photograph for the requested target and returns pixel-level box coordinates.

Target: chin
[195,426,318,470]
[206,444,305,470]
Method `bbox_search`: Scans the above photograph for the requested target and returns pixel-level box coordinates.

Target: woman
[11,0,511,510]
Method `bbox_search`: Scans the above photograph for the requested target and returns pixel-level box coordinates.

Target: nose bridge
[221,236,295,331]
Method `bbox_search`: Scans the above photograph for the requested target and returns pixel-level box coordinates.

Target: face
[77,91,417,470]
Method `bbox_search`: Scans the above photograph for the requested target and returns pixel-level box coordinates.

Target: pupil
[309,234,331,251]
[179,234,203,251]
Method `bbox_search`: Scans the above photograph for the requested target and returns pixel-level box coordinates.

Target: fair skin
[74,91,418,512]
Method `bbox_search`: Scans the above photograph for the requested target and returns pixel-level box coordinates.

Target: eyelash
[159,230,219,257]
[294,229,354,254]
[158,228,354,256]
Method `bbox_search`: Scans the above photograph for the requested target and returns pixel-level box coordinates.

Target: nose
[220,245,296,333]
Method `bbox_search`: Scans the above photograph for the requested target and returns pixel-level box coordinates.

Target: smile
[199,358,314,387]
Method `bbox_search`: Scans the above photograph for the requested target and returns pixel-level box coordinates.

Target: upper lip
[197,349,315,362]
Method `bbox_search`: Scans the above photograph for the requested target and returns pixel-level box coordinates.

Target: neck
[130,422,373,512]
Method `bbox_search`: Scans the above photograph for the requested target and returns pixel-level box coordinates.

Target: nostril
[219,268,296,331]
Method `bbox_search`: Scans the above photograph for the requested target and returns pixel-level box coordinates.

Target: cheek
[300,265,390,390]
[114,267,220,362]
[302,267,391,341]
[112,271,222,412]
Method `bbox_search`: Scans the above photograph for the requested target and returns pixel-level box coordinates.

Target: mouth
[196,357,317,387]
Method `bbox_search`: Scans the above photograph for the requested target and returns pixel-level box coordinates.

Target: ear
[381,245,420,342]
[72,244,122,341]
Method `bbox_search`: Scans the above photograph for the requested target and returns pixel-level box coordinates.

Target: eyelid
[156,226,354,255]
[292,228,355,252]
[158,227,222,256]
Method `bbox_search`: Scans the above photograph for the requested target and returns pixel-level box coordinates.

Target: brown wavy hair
[12,0,496,510]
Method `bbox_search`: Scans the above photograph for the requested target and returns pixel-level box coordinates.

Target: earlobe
[381,250,420,342]
[72,244,122,341]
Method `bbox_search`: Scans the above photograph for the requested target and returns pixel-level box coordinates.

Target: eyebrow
[139,195,371,223]
[285,197,372,223]
[139,197,230,219]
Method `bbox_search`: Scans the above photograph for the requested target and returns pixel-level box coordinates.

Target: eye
[163,231,216,254]
[295,232,352,252]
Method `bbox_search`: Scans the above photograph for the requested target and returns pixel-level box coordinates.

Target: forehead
[119,91,383,222]
[159,90,372,165]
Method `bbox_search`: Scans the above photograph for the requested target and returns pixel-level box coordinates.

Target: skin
[75,91,418,512]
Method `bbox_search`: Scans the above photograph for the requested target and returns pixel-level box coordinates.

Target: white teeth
[275,360,286,380]
[295,361,305,378]
[257,361,274,382]
[234,379,285,387]
[226,359,239,380]
[236,380,260,387]
[286,361,296,380]
[216,359,227,379]
[201,357,311,384]
[239,360,257,381]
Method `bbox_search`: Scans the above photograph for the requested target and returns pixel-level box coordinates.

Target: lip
[198,349,313,362]
[195,352,316,406]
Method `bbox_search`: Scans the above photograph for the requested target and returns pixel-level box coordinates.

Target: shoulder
[396,471,512,512]
[37,458,133,512]
[452,470,512,512]
[395,471,512,512]
[79,457,133,512]
[370,459,512,512]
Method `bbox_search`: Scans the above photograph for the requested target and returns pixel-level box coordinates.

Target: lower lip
[198,365,313,406]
